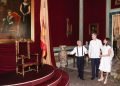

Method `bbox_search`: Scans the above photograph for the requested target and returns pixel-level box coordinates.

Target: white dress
[99,45,112,72]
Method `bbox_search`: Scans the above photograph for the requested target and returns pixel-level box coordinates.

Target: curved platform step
[0,64,54,86]
[36,69,62,86]
[0,65,69,86]
[35,68,69,86]
[57,70,69,86]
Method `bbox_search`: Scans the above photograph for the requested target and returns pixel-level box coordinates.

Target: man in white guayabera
[88,32,102,80]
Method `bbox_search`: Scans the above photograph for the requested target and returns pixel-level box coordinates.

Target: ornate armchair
[16,39,39,77]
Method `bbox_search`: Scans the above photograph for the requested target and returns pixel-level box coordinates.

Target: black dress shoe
[80,78,85,80]
[81,78,85,80]
[96,75,98,78]
[91,77,95,80]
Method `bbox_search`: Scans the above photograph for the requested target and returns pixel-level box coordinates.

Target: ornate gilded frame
[89,23,99,35]
[115,0,120,5]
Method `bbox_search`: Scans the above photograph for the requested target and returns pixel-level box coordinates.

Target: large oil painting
[0,0,34,43]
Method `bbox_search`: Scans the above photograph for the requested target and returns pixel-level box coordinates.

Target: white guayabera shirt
[89,39,102,58]
[69,46,87,57]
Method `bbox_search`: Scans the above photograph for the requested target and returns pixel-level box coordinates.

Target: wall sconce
[66,18,72,37]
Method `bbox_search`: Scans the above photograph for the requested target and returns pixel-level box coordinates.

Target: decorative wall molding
[110,8,120,12]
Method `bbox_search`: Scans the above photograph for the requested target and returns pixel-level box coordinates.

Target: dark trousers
[91,58,100,78]
[77,56,84,79]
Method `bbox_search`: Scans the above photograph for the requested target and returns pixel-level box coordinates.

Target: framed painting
[89,23,99,35]
[115,0,120,5]
[0,0,34,43]
[111,0,120,9]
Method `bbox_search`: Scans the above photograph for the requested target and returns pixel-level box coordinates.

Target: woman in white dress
[98,38,113,84]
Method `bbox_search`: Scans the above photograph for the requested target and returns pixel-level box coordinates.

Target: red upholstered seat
[16,40,39,77]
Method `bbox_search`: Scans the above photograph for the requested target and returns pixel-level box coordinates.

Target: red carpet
[0,64,69,86]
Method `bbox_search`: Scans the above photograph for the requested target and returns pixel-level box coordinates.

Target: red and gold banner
[40,0,52,65]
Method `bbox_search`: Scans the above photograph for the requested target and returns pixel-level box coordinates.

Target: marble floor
[60,59,120,86]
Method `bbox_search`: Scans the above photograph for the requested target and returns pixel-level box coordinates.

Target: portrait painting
[115,0,120,5]
[0,0,34,43]
[89,24,99,35]
[111,0,120,9]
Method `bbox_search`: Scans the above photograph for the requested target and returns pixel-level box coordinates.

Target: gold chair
[15,39,39,77]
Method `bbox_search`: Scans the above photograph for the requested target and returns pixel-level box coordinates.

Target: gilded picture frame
[115,0,120,5]
[89,23,99,35]
[0,0,34,43]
